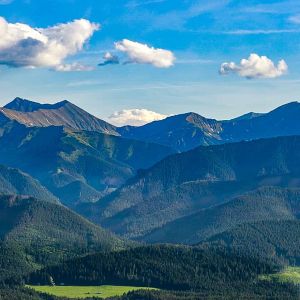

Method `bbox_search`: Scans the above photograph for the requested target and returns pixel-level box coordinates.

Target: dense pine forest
[25,245,299,299]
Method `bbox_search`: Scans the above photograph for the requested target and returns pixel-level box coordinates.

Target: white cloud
[109,108,169,126]
[115,39,175,68]
[0,17,99,70]
[54,63,94,72]
[219,54,288,79]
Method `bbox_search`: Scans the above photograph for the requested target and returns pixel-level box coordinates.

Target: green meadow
[260,267,300,285]
[27,285,158,299]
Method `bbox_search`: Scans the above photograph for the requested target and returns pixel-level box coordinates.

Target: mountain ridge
[119,101,300,151]
[81,135,300,239]
[1,97,118,135]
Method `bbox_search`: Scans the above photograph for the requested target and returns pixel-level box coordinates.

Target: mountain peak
[4,98,73,112]
[268,101,300,116]
[4,97,44,112]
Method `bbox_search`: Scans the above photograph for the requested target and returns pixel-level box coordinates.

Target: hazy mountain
[0,194,128,281]
[0,122,173,207]
[82,135,300,239]
[0,164,59,204]
[3,98,300,154]
[118,102,300,151]
[1,97,118,135]
[143,187,300,244]
[118,112,223,151]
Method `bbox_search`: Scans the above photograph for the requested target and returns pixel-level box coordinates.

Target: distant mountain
[0,122,173,207]
[1,97,118,135]
[0,164,58,204]
[229,112,264,122]
[143,187,299,244]
[82,135,300,239]
[0,194,128,282]
[118,102,300,151]
[3,98,300,153]
[118,112,222,151]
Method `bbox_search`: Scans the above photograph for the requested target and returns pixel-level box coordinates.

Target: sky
[0,0,300,125]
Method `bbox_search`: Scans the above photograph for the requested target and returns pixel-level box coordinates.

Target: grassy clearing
[260,267,300,285]
[27,285,158,299]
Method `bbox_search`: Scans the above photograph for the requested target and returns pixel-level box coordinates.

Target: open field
[27,285,158,299]
[260,267,300,285]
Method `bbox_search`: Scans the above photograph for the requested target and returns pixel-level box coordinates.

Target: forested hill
[27,245,299,299]
[28,245,277,289]
[0,195,129,283]
[82,135,300,239]
[0,164,58,204]
[142,187,300,244]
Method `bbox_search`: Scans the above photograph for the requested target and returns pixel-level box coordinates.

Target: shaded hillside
[0,195,128,282]
[202,219,300,265]
[118,102,300,151]
[82,135,300,239]
[143,187,300,244]
[28,245,277,291]
[0,123,173,207]
[1,97,118,135]
[0,165,58,204]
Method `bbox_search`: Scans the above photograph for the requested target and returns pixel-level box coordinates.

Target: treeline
[28,245,278,290]
[110,283,300,300]
[0,285,64,300]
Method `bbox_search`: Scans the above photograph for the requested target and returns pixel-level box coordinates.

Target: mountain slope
[0,194,129,282]
[118,112,223,151]
[82,135,300,239]
[118,102,300,151]
[1,97,118,135]
[0,165,58,204]
[202,219,300,265]
[143,187,300,244]
[0,123,173,206]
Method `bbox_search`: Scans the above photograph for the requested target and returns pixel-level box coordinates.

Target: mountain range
[118,101,300,151]
[3,98,300,153]
[1,97,300,299]
[81,135,300,240]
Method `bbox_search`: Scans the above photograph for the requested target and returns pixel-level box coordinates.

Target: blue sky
[0,0,300,124]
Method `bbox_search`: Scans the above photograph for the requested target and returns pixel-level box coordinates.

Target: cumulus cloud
[0,17,99,71]
[114,39,175,68]
[219,54,288,79]
[108,108,169,126]
[98,52,120,66]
